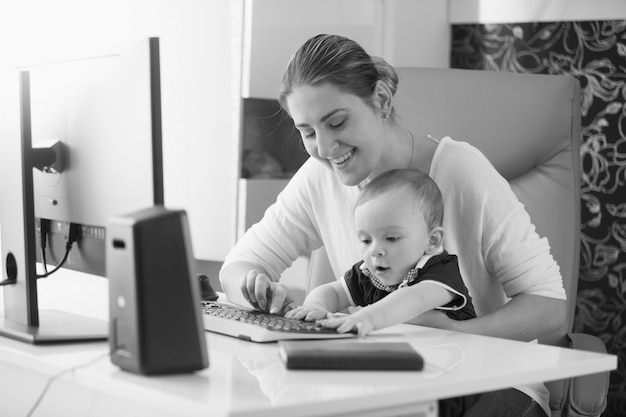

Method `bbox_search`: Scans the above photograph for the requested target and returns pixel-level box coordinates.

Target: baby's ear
[426,226,444,254]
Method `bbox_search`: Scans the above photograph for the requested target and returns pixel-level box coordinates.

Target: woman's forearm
[448,294,567,341]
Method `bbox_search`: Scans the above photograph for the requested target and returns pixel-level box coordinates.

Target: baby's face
[355,189,431,286]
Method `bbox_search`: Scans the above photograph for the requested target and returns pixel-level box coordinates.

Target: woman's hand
[284,305,329,321]
[318,311,375,337]
[239,269,295,315]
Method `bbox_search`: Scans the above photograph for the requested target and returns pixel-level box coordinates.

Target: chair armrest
[567,333,610,417]
[569,332,607,353]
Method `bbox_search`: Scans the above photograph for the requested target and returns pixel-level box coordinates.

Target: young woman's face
[355,188,432,286]
[286,83,386,186]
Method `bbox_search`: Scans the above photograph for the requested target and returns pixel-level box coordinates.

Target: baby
[286,168,476,336]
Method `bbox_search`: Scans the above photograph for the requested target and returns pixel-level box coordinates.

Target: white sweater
[222,136,565,415]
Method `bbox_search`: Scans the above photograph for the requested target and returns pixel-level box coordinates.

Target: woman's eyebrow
[295,108,347,128]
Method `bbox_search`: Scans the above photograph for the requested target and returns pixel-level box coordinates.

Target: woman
[220,34,566,416]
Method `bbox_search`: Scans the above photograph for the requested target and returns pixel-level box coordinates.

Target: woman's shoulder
[430,136,516,211]
[432,137,505,186]
[435,136,491,167]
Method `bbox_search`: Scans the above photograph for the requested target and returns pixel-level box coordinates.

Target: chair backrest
[393,67,582,347]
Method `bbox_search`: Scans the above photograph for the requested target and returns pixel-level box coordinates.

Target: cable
[424,343,466,379]
[37,222,80,279]
[0,220,77,285]
[26,351,110,417]
[39,218,51,275]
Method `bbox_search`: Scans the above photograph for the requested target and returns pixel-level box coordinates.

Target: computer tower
[107,206,208,374]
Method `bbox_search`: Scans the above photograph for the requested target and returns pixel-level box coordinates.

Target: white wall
[0,0,245,321]
[0,0,244,261]
[382,0,450,68]
[243,0,384,98]
[243,0,451,99]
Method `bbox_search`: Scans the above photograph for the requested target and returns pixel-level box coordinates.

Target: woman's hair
[278,34,398,114]
[356,169,444,231]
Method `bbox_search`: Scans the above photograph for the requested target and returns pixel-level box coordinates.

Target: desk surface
[0,318,617,417]
[0,274,618,416]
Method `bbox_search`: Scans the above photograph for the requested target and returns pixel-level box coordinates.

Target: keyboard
[201,301,355,343]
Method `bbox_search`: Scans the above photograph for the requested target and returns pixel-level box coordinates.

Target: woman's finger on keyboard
[251,273,272,311]
[239,271,259,309]
[268,282,289,315]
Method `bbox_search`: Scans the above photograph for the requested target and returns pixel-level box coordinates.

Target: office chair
[305,67,609,417]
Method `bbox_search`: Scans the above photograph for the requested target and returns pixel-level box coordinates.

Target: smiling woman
[220,33,567,417]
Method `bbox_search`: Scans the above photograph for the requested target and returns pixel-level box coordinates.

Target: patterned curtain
[451,21,626,417]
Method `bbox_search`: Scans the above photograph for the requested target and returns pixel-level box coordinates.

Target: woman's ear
[425,226,444,255]
[373,80,392,117]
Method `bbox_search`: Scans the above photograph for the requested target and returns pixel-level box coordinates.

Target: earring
[382,112,390,119]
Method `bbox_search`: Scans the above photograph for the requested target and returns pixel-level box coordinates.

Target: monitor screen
[0,37,163,343]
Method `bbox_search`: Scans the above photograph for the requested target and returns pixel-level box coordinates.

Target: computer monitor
[0,37,164,344]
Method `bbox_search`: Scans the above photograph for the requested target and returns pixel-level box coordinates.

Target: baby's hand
[318,311,375,337]
[284,305,329,322]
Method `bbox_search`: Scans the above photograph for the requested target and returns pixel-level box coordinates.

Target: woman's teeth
[331,149,354,165]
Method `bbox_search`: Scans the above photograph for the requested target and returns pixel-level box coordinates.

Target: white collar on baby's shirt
[415,246,444,269]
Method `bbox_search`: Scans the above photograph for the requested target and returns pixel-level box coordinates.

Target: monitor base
[0,309,108,344]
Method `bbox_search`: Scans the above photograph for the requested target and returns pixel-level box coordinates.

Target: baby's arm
[320,281,454,336]
[284,281,351,321]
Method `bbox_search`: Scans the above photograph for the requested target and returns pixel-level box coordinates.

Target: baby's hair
[278,34,398,114]
[356,169,444,231]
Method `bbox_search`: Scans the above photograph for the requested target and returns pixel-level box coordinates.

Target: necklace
[407,130,415,168]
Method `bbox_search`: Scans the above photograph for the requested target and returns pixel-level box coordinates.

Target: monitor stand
[0,310,107,344]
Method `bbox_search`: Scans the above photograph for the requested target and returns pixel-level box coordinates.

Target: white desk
[0,319,617,417]
[0,272,618,416]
